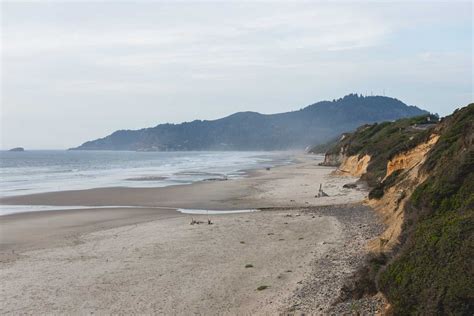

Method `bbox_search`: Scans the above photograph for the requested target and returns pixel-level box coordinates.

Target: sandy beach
[0,155,382,314]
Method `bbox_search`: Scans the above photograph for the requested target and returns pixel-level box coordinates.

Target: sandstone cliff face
[337,154,371,177]
[367,150,432,251]
[371,135,439,250]
[320,147,347,166]
[319,134,351,166]
[336,134,440,251]
[384,134,439,180]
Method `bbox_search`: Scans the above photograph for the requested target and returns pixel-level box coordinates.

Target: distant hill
[71,94,429,151]
[8,147,25,152]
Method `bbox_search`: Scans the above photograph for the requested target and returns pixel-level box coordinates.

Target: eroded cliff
[323,107,473,314]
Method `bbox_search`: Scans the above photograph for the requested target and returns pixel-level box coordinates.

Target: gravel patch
[282,203,386,314]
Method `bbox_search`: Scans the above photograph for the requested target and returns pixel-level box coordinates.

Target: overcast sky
[1,1,472,149]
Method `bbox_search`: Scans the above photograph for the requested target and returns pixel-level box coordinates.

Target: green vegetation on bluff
[316,114,438,188]
[323,104,473,314]
[378,104,474,314]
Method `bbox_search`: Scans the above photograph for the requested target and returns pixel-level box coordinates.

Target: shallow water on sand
[0,205,260,216]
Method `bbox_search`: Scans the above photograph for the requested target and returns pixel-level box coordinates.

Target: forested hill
[71,94,428,151]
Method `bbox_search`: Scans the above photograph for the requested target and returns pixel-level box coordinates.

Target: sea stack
[8,147,25,152]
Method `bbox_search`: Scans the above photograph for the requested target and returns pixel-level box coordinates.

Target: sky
[1,1,472,149]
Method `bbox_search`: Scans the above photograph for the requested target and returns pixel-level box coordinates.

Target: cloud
[1,1,472,148]
[2,3,390,60]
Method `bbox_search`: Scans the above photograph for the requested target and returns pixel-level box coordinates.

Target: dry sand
[0,207,180,255]
[0,155,382,314]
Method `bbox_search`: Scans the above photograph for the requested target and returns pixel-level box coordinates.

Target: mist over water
[0,150,295,198]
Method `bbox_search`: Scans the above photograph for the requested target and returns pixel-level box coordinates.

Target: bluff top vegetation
[315,114,439,188]
[323,104,473,314]
[379,104,473,315]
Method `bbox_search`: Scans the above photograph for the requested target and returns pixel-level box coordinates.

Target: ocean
[0,150,295,199]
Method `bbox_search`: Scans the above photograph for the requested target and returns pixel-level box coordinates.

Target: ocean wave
[0,151,293,198]
[174,171,224,177]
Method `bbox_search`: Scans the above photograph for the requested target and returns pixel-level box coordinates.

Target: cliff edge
[322,105,473,314]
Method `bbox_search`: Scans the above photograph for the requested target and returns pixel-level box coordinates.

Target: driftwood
[343,183,358,189]
[190,218,205,225]
[315,183,329,198]
[190,217,213,225]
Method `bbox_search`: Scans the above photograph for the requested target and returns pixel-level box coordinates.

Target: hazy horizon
[1,1,472,149]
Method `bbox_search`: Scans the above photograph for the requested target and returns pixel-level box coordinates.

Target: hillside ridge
[71,94,428,151]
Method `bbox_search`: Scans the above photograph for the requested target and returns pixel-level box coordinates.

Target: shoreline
[0,154,364,211]
[0,150,300,200]
[0,154,382,314]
